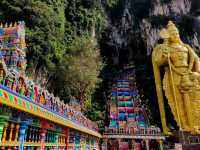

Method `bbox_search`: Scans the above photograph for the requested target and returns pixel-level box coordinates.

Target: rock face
[100,0,200,126]
[101,0,200,64]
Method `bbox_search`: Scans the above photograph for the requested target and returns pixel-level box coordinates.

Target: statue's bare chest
[169,45,189,67]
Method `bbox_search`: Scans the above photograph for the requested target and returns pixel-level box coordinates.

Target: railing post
[158,140,164,150]
[9,123,15,141]
[40,128,47,150]
[65,127,69,149]
[145,139,150,150]
[102,138,108,150]
[19,121,28,150]
[28,128,32,142]
[40,120,49,150]
[0,125,4,143]
[1,123,8,143]
[14,124,20,142]
[54,134,59,150]
[0,114,9,143]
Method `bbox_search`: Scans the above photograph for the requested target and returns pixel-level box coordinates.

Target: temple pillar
[19,121,28,150]
[1,123,8,143]
[158,140,163,150]
[102,138,108,150]
[40,128,47,150]
[40,120,49,150]
[65,128,69,149]
[145,139,150,150]
[55,134,59,150]
[31,128,35,143]
[28,128,32,142]
[0,125,4,142]
[35,128,39,143]
[0,114,9,142]
[118,139,121,150]
[131,140,135,150]
[14,124,20,142]
[26,147,31,150]
[9,123,15,141]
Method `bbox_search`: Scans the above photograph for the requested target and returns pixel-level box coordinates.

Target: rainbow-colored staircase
[103,69,164,150]
[106,70,153,135]
[109,79,146,131]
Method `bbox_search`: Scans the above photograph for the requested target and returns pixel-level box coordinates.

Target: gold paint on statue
[152,21,200,134]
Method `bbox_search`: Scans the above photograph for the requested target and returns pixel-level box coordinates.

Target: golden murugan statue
[152,21,200,134]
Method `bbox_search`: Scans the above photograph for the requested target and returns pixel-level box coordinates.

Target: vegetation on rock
[0,0,105,126]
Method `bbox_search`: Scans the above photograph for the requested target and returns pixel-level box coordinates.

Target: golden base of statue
[173,131,200,150]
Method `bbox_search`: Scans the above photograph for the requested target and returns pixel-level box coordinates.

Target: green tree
[55,35,103,105]
[0,0,105,124]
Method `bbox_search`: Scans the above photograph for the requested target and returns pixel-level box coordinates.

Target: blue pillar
[26,147,31,150]
[19,121,28,150]
[55,134,59,150]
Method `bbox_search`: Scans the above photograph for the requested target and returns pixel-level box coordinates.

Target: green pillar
[0,125,3,142]
[0,114,9,142]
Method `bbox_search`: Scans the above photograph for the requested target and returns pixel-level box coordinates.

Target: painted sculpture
[0,60,6,84]
[0,22,100,149]
[152,21,200,134]
[0,21,99,131]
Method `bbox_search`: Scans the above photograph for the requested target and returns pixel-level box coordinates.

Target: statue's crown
[167,21,179,33]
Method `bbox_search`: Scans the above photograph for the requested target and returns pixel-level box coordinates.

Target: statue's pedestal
[175,144,200,150]
[173,131,200,150]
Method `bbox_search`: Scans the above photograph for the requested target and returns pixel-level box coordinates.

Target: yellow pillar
[61,136,63,144]
[9,123,15,142]
[2,123,8,142]
[145,139,150,150]
[15,124,20,142]
[62,136,65,144]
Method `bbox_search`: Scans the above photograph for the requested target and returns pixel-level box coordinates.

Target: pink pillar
[40,128,47,150]
[64,127,68,150]
[40,120,49,150]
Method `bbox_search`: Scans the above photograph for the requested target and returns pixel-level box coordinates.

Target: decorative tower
[0,21,27,73]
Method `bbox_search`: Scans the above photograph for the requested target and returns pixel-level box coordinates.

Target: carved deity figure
[0,60,7,84]
[152,21,200,134]
[18,77,26,96]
